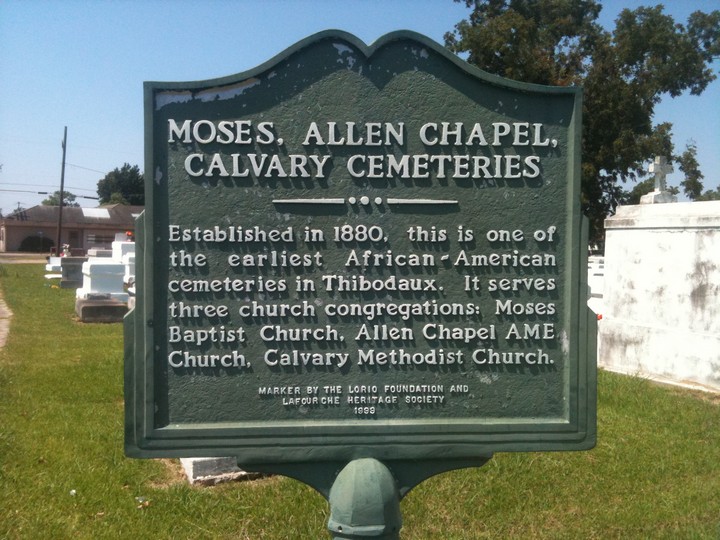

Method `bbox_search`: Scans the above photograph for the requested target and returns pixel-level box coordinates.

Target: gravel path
[0,253,45,348]
[0,296,11,349]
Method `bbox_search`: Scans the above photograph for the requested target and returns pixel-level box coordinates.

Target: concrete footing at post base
[180,457,265,486]
[75,296,128,323]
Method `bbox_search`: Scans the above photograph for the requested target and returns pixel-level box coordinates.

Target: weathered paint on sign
[125,30,596,463]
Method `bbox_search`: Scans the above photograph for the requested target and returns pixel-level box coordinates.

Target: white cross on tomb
[648,156,673,192]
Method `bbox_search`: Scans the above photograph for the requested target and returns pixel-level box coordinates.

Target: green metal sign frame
[125,30,596,465]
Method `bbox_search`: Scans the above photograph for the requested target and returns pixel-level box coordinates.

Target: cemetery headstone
[75,258,129,323]
[45,256,62,273]
[76,260,128,302]
[112,237,135,263]
[86,248,113,258]
[75,237,135,322]
[45,256,62,280]
[125,31,596,536]
[59,256,87,289]
[122,252,135,286]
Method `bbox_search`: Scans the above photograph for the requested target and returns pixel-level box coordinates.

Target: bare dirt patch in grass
[149,459,188,489]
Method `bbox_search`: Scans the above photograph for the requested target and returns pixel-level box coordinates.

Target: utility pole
[55,126,67,255]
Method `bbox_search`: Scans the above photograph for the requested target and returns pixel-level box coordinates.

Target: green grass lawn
[1,264,718,539]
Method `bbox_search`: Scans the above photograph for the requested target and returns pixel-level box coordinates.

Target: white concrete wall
[598,201,720,392]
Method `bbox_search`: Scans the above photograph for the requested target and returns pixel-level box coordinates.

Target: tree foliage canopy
[445,0,719,240]
[96,163,144,205]
[677,141,704,200]
[696,188,720,201]
[41,190,80,207]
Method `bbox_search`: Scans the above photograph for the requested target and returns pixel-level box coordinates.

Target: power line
[1,182,97,193]
[0,188,98,200]
[66,163,109,175]
[0,189,48,194]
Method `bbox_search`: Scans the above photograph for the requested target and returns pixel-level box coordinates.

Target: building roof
[1,204,144,227]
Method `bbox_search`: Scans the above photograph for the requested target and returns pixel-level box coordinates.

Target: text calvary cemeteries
[163,119,561,412]
[172,119,551,180]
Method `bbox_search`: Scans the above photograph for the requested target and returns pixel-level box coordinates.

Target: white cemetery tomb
[86,248,113,258]
[112,232,135,261]
[123,252,136,285]
[45,256,62,273]
[76,259,129,302]
[586,255,605,316]
[75,235,136,303]
[45,256,62,280]
[598,199,720,393]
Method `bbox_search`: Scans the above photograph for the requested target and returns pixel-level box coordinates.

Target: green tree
[97,163,144,205]
[41,190,80,207]
[697,187,720,201]
[677,141,704,200]
[445,1,719,241]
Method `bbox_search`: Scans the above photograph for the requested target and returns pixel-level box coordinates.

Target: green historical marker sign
[125,31,596,466]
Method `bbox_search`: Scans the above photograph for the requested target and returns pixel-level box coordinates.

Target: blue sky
[1,0,718,213]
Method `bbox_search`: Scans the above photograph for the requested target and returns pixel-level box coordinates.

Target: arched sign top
[147,29,581,96]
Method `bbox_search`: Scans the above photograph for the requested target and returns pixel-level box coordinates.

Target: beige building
[0,205,143,253]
